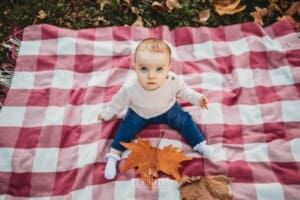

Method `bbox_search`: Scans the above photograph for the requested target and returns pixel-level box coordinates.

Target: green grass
[0,0,299,65]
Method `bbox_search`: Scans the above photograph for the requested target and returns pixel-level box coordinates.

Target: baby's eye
[140,67,148,72]
[156,67,163,72]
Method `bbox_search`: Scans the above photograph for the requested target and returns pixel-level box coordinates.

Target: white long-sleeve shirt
[100,71,204,120]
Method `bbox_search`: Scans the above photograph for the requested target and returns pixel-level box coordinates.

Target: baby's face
[135,50,170,90]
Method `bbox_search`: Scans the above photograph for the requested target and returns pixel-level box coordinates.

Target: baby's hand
[199,96,208,109]
[98,114,103,121]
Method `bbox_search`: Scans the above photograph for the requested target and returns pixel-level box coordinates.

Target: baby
[98,38,214,180]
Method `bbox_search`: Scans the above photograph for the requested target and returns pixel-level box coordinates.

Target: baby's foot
[193,141,215,159]
[104,153,121,180]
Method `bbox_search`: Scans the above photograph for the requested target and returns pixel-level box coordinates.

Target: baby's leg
[104,109,147,180]
[167,104,214,158]
[166,104,204,146]
[104,148,122,180]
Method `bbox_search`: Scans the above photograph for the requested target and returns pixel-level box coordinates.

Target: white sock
[104,153,121,180]
[193,141,214,159]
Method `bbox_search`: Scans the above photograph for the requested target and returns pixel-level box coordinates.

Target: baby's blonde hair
[135,38,171,60]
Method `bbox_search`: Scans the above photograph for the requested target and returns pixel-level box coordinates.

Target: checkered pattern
[0,20,300,200]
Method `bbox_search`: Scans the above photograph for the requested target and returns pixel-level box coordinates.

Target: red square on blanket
[53,170,77,195]
[8,172,32,196]
[15,127,41,148]
[30,172,56,196]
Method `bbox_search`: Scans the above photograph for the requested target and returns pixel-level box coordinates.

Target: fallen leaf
[120,138,192,190]
[180,175,234,200]
[277,15,300,31]
[131,6,139,15]
[212,0,232,5]
[151,1,169,12]
[212,0,246,16]
[285,1,300,16]
[132,16,144,27]
[268,0,284,15]
[198,9,211,24]
[97,0,109,11]
[36,10,47,20]
[250,6,268,26]
[166,0,182,11]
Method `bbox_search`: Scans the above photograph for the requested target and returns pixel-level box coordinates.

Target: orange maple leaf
[120,138,192,190]
[212,0,246,16]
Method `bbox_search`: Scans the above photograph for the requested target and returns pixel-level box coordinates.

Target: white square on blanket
[10,72,35,89]
[201,103,224,124]
[244,143,269,162]
[81,105,100,125]
[281,101,300,122]
[201,72,223,90]
[255,183,284,200]
[269,66,294,86]
[51,70,73,89]
[19,40,41,55]
[114,180,135,200]
[235,69,255,88]
[158,178,180,200]
[0,148,13,171]
[33,148,59,172]
[194,41,215,60]
[77,142,98,167]
[94,41,113,56]
[229,38,249,55]
[30,197,51,200]
[88,71,110,87]
[262,36,283,51]
[57,37,76,55]
[43,106,65,126]
[290,139,300,161]
[0,107,26,127]
[238,104,263,125]
[72,186,92,200]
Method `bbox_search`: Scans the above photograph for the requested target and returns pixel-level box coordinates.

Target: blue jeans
[111,102,205,151]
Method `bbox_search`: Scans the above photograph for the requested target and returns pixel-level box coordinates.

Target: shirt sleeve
[174,74,204,106]
[100,86,129,121]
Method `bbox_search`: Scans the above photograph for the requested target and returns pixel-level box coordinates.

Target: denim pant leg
[111,109,147,151]
[166,102,205,147]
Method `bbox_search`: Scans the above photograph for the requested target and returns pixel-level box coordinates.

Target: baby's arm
[175,75,208,109]
[98,86,129,121]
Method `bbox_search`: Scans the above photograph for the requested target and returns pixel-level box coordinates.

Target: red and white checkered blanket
[0,20,300,200]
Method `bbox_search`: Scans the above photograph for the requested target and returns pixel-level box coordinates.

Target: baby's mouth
[147,82,156,85]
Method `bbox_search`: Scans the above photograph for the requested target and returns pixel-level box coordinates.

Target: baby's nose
[148,71,155,79]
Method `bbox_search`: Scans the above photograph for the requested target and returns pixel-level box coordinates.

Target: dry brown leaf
[132,16,144,27]
[97,0,109,11]
[285,1,300,16]
[151,1,169,12]
[250,6,268,26]
[180,175,234,200]
[36,10,47,19]
[212,0,232,5]
[120,138,192,190]
[277,15,300,31]
[198,9,211,24]
[268,0,284,15]
[166,0,182,11]
[131,6,139,15]
[212,0,246,16]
